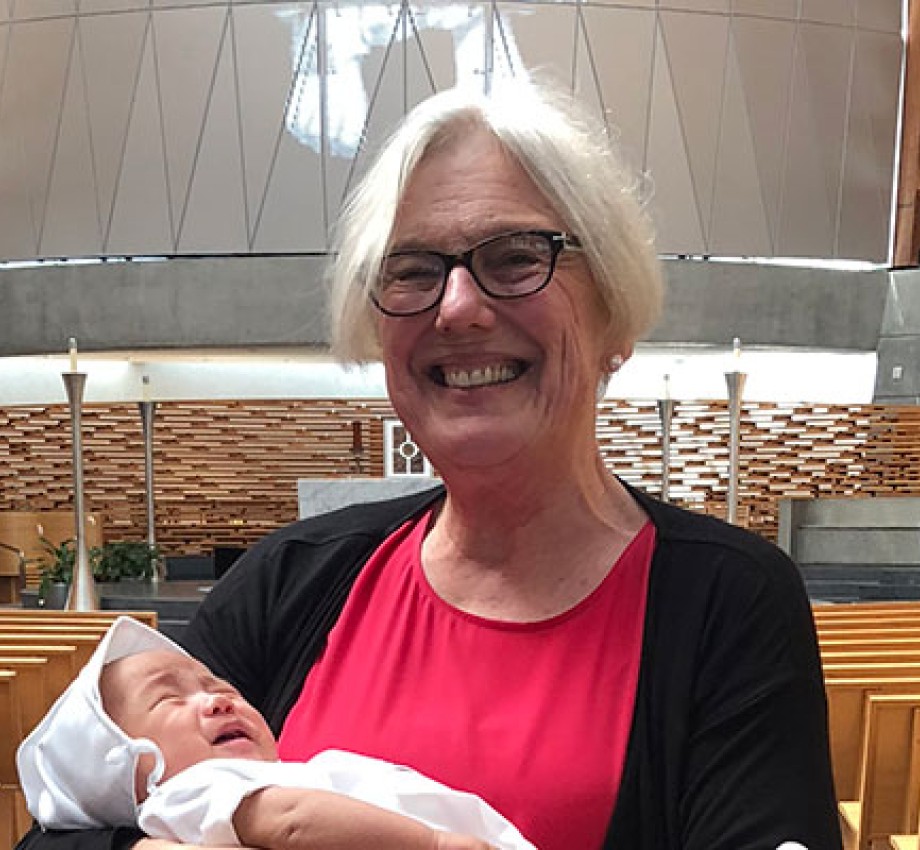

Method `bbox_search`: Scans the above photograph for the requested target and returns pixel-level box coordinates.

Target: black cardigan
[17,485,842,850]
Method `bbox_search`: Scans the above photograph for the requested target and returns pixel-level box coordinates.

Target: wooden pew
[824,663,920,680]
[826,678,920,801]
[0,611,160,850]
[816,613,920,626]
[0,646,77,703]
[0,634,102,669]
[823,650,920,665]
[0,671,22,850]
[840,693,920,850]
[0,659,47,737]
[818,623,920,638]
[0,610,157,628]
[811,599,920,617]
[822,639,920,655]
[0,663,44,850]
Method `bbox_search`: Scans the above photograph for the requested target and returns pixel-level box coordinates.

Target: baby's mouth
[213,727,250,746]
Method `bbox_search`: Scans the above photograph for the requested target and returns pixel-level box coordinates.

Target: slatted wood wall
[1,398,918,554]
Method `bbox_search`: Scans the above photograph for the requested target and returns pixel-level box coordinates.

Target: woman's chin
[427,428,533,473]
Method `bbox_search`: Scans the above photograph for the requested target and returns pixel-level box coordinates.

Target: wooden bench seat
[0,670,23,850]
[840,693,920,850]
[0,646,77,704]
[0,610,157,628]
[0,612,161,850]
[827,678,920,800]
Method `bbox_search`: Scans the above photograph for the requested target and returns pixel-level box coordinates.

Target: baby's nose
[203,692,234,714]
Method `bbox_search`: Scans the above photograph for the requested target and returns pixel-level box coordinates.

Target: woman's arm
[233,787,495,850]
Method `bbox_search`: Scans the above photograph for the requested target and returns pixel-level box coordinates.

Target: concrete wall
[874,268,920,404]
[0,255,329,356]
[0,255,891,356]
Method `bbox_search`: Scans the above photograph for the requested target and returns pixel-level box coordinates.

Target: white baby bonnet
[16,615,189,829]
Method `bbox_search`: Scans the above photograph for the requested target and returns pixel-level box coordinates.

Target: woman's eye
[382,255,441,289]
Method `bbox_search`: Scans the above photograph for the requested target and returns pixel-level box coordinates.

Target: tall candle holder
[723,351,747,525]
[62,371,99,610]
[138,392,163,582]
[657,375,675,502]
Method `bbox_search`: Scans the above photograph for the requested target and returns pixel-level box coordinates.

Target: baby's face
[100,650,277,798]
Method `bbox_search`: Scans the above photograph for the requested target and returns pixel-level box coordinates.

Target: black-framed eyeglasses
[371,229,582,317]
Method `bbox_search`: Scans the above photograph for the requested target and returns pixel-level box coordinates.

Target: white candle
[732,337,742,363]
[142,374,151,402]
[663,373,671,400]
[68,338,78,372]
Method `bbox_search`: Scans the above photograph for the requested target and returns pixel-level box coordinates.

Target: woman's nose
[435,265,493,331]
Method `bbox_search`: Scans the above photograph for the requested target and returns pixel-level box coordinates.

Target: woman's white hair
[328,80,663,363]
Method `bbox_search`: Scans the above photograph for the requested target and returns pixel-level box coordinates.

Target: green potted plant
[36,536,76,608]
[91,541,160,582]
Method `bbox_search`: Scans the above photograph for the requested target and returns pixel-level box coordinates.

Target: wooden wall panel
[1,398,918,561]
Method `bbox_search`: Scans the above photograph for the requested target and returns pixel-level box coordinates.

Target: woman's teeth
[441,364,520,388]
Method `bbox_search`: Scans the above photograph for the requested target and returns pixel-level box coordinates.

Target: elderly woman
[17,83,841,850]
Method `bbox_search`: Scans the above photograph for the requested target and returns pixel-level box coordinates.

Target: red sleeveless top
[279,511,654,850]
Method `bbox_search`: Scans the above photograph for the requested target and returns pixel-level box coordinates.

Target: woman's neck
[420,456,648,621]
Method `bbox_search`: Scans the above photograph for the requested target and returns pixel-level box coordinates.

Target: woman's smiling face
[376,128,615,473]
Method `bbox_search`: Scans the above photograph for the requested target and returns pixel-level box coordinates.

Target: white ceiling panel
[777,32,836,257]
[802,0,857,26]
[0,1,904,262]
[12,0,75,20]
[837,29,901,261]
[659,11,730,247]
[79,11,148,249]
[177,19,248,253]
[731,0,798,18]
[498,3,578,88]
[233,4,307,240]
[250,134,326,252]
[668,0,729,11]
[646,27,704,254]
[153,6,228,233]
[105,23,173,255]
[41,33,103,256]
[404,16,453,105]
[0,18,74,258]
[579,6,655,176]
[709,41,771,257]
[857,0,903,33]
[799,22,855,235]
[730,16,796,254]
[77,0,147,11]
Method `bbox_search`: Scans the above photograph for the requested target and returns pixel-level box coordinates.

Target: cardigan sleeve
[678,543,842,850]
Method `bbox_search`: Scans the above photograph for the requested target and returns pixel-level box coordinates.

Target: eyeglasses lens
[376,231,560,316]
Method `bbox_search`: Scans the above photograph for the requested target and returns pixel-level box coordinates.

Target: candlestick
[657,378,675,502]
[62,371,99,610]
[724,369,748,525]
[68,337,78,372]
[138,398,163,582]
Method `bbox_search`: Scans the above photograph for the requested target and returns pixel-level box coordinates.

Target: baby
[17,616,535,850]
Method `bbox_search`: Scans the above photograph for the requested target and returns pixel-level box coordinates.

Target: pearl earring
[609,355,624,372]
